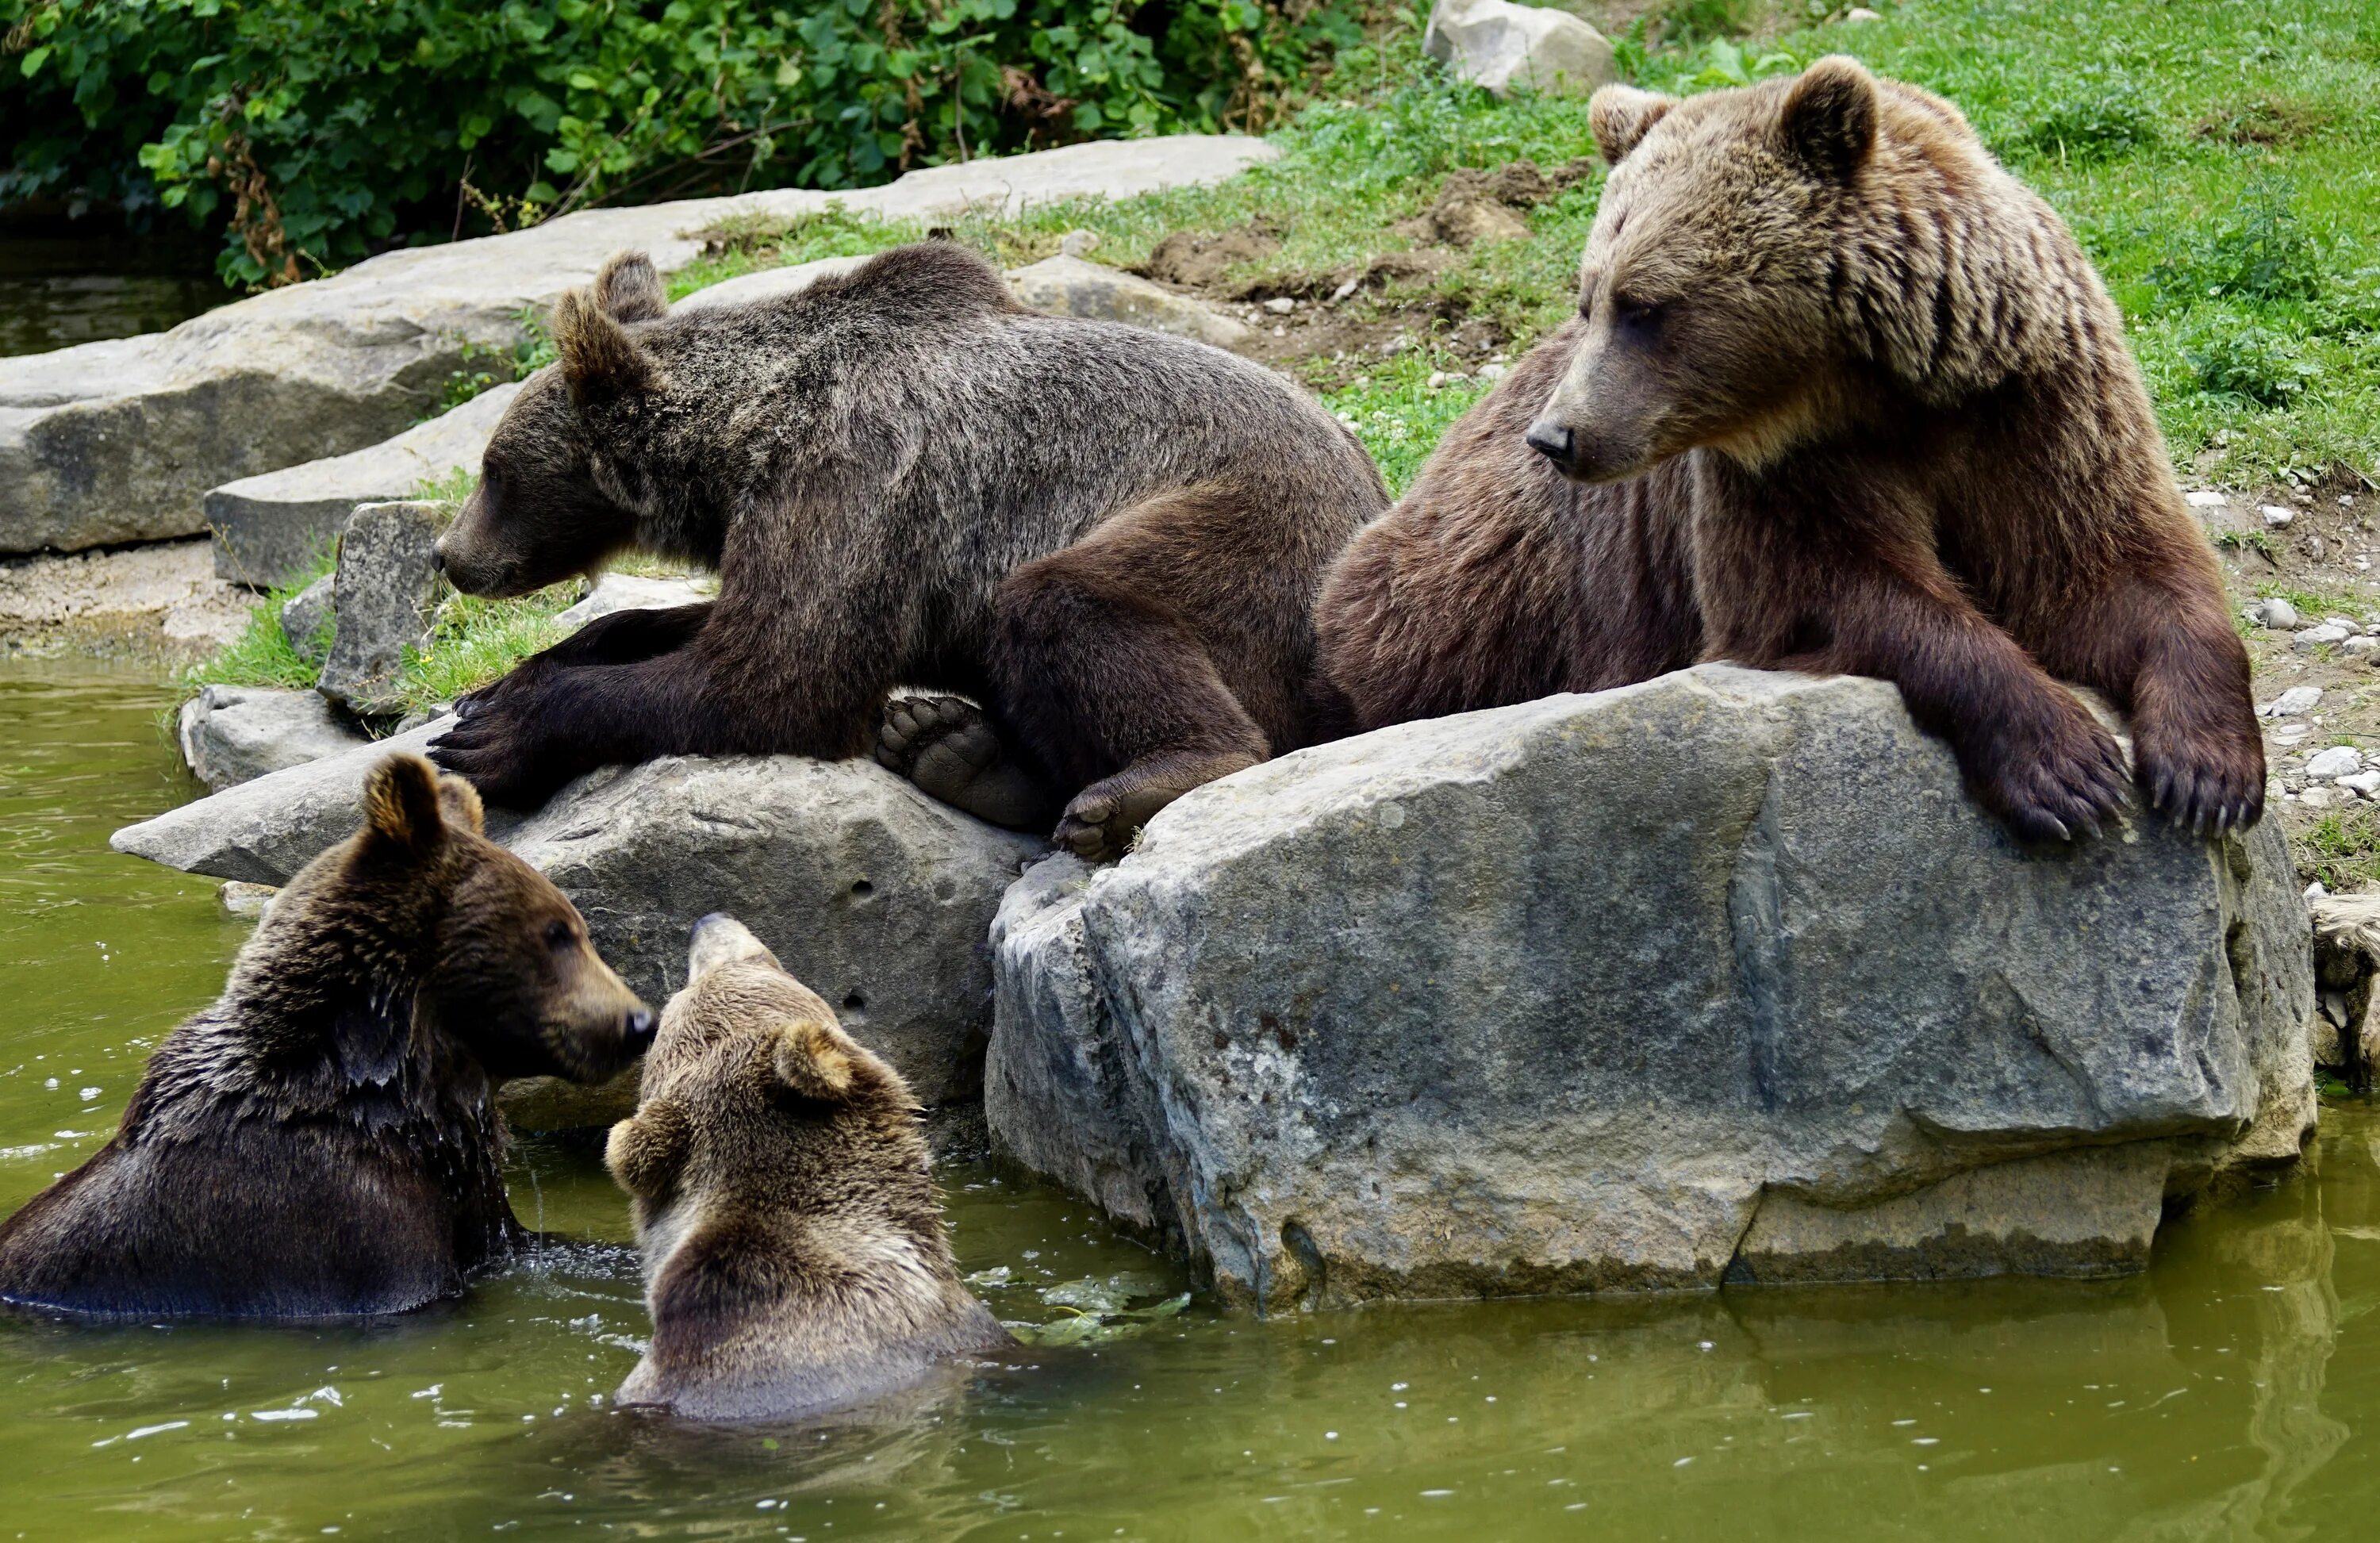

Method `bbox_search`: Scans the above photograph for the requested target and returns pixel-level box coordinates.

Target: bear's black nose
[429,546,446,573]
[625,1008,656,1050]
[1524,420,1576,469]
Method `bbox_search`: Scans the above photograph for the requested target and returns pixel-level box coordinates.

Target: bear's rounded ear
[435,772,486,835]
[1780,55,1879,179]
[360,753,448,859]
[593,251,668,324]
[772,1019,856,1103]
[1589,85,1678,166]
[554,288,662,411]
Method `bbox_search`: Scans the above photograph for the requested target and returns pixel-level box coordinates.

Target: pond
[0,232,225,359]
[4,659,2379,1541]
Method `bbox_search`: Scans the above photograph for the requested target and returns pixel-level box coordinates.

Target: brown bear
[429,242,1388,860]
[0,754,654,1321]
[1319,58,2263,843]
[605,913,1006,1422]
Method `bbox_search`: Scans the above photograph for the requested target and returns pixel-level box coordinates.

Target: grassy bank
[187,0,2380,871]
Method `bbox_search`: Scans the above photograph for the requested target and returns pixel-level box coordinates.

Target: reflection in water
[3,659,2380,1540]
[0,234,224,358]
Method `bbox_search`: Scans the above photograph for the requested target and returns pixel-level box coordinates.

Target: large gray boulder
[316,500,448,716]
[0,136,1276,555]
[205,382,519,589]
[990,666,2315,1309]
[1423,0,1618,97]
[178,684,369,791]
[113,726,1044,1105]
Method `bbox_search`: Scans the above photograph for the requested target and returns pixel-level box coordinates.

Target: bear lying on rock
[0,754,654,1320]
[606,913,1007,1422]
[430,242,1387,860]
[1320,57,2261,843]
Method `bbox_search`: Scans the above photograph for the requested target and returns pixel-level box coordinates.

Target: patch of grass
[1325,351,1494,495]
[2217,528,2280,559]
[2297,803,2380,891]
[388,588,578,716]
[2015,71,2159,163]
[179,555,337,696]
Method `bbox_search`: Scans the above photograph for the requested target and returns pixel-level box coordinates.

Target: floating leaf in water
[1119,1293,1192,1322]
[965,1265,1012,1288]
[1042,1279,1130,1315]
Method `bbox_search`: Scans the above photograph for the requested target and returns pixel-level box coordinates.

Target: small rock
[2338,770,2380,799]
[2301,785,2337,809]
[392,703,455,734]
[1430,197,1533,247]
[278,574,336,667]
[2308,881,2331,900]
[2261,685,2322,717]
[1427,370,1455,389]
[2305,745,2363,781]
[2294,624,2351,651]
[2248,598,2301,629]
[316,501,450,716]
[2332,617,2368,635]
[1058,229,1100,258]
[2186,490,2228,508]
[1006,255,1257,354]
[1422,0,1618,97]
[178,684,370,790]
[1330,275,1362,304]
[1477,362,1510,382]
[2263,505,2297,528]
[1844,4,1883,17]
[552,572,714,631]
[2344,635,2379,658]
[218,881,278,920]
[1263,297,1297,316]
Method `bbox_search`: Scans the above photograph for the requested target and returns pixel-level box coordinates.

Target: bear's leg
[1697,481,2129,842]
[2039,572,2265,833]
[873,695,1061,829]
[992,534,1275,862]
[456,601,712,720]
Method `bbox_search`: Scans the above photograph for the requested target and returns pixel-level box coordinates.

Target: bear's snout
[1524,420,1579,473]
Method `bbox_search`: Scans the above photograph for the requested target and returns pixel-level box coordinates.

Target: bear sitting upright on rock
[1322,58,2262,843]
[606,912,1007,1422]
[429,242,1387,860]
[0,754,654,1320]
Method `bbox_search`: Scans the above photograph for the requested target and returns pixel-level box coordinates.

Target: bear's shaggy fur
[1320,58,2262,843]
[431,242,1387,859]
[605,914,1006,1422]
[0,755,653,1321]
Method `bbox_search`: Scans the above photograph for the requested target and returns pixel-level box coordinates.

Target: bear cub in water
[0,754,654,1320]
[606,913,1006,1422]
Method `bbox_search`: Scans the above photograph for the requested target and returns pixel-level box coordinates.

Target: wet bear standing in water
[0,754,653,1320]
[431,243,1387,859]
[606,914,1006,1422]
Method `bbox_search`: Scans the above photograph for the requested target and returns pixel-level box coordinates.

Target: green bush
[2016,74,2157,163]
[2181,314,2321,407]
[2148,180,2328,309]
[2,0,1361,287]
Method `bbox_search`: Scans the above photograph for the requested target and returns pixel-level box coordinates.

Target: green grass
[388,589,577,716]
[2297,804,2380,890]
[180,556,336,695]
[191,0,2380,697]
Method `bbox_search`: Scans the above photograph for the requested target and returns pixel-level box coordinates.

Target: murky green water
[6,662,2380,1541]
[0,236,224,359]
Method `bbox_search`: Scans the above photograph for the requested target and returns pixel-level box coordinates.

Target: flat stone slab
[1006,255,1256,352]
[178,684,369,791]
[113,724,1044,1104]
[205,383,518,589]
[2,136,1276,555]
[990,665,2316,1308]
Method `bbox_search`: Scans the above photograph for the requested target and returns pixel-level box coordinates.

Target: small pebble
[2263,505,2297,528]
[2301,785,2337,809]
[2294,624,2351,651]
[2338,770,2380,798]
[2248,598,2301,629]
[1844,5,1883,17]
[1476,362,1509,382]
[2304,745,2363,781]
[1264,297,1297,315]
[2186,489,2228,509]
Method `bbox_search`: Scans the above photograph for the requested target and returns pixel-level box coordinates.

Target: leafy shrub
[2182,317,2320,408]
[2149,181,2326,309]
[2,0,1361,287]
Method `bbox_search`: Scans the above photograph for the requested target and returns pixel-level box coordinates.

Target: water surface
[0,235,224,359]
[4,661,2379,1541]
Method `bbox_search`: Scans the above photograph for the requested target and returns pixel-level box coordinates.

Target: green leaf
[21,45,52,77]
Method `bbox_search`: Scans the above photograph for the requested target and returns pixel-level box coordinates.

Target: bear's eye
[1610,296,1666,340]
[543,919,574,950]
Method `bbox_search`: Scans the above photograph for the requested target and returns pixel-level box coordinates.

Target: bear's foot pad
[876,696,1056,831]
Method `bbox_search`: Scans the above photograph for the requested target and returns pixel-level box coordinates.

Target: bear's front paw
[2136,718,2267,836]
[428,699,580,808]
[1973,703,2132,843]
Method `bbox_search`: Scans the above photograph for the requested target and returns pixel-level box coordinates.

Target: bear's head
[435,252,673,597]
[638,912,905,1112]
[1527,56,1966,482]
[347,754,656,1081]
